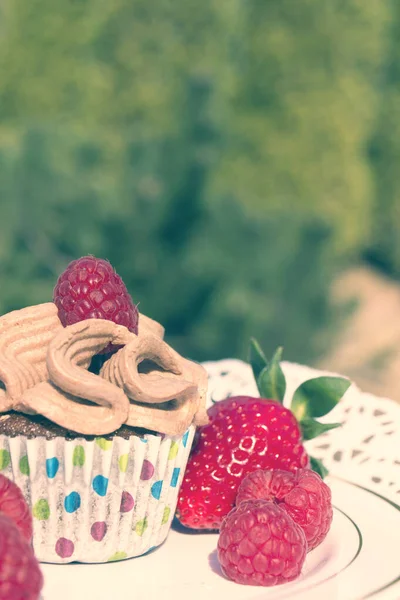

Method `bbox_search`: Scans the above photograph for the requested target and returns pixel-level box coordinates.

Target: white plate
[40,477,400,600]
[40,359,400,600]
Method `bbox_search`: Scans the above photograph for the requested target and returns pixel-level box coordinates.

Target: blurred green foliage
[0,0,396,362]
[367,3,400,275]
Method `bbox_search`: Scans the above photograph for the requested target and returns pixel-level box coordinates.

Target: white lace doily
[203,359,400,505]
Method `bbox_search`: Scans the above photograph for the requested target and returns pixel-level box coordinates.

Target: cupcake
[0,257,208,563]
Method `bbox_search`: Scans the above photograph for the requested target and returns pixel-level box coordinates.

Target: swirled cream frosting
[0,303,208,436]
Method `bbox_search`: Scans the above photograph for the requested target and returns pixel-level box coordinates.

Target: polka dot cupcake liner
[0,426,195,563]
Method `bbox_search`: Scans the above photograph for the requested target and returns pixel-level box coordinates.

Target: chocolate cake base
[0,411,155,441]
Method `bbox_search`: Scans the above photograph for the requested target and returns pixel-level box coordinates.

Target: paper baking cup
[0,426,195,563]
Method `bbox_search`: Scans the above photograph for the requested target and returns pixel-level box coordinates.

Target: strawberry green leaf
[291,376,351,421]
[300,418,342,441]
[257,347,286,403]
[309,456,329,479]
[249,338,268,382]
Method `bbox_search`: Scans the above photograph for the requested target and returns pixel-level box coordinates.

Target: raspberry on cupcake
[53,255,139,353]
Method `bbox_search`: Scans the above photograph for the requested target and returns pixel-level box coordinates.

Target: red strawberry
[53,255,138,353]
[176,396,308,530]
[176,343,350,530]
[0,474,33,543]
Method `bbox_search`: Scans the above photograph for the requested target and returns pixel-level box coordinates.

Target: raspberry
[0,514,43,600]
[218,499,306,586]
[236,469,295,506]
[237,468,333,551]
[53,256,138,352]
[0,474,33,543]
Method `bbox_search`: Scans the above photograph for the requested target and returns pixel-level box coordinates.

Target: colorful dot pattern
[118,454,128,473]
[151,480,163,500]
[46,457,59,479]
[135,517,148,536]
[140,459,154,481]
[64,491,81,513]
[19,455,30,476]
[120,491,134,513]
[33,499,50,521]
[72,446,85,466]
[108,551,127,562]
[0,425,194,562]
[56,538,74,559]
[95,438,112,451]
[91,521,107,542]
[92,474,108,497]
[0,449,10,470]
[171,467,181,488]
[162,506,171,525]
[168,441,179,460]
